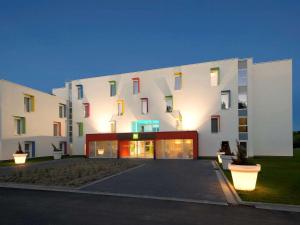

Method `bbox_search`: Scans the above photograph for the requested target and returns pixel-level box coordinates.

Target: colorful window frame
[132,77,140,95]
[14,116,26,135]
[76,85,83,99]
[24,94,35,112]
[174,72,182,90]
[165,95,173,113]
[77,122,84,137]
[210,67,220,86]
[53,121,62,136]
[109,81,117,97]
[83,103,90,118]
[117,100,125,116]
[141,98,149,114]
[211,115,220,133]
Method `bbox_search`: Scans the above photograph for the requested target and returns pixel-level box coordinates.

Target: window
[53,122,61,136]
[110,120,116,133]
[210,67,220,86]
[76,85,83,99]
[109,81,116,97]
[141,98,148,114]
[132,120,160,132]
[83,103,90,118]
[132,78,140,95]
[239,117,248,132]
[59,104,66,118]
[211,115,220,133]
[24,94,34,112]
[117,100,124,116]
[77,122,83,136]
[165,96,173,113]
[221,90,231,109]
[14,117,25,135]
[174,72,182,90]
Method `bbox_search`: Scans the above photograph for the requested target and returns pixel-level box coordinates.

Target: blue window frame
[132,120,160,132]
[76,85,83,99]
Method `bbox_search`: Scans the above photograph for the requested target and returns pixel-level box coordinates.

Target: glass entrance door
[128,140,154,158]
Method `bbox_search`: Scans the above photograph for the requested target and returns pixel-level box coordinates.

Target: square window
[221,90,231,109]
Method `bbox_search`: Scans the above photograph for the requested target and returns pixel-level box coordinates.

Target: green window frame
[78,122,83,137]
[14,116,26,135]
[109,81,116,97]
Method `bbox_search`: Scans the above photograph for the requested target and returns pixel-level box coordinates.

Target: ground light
[228,163,261,191]
[13,153,28,164]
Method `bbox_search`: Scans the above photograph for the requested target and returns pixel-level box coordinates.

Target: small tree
[232,140,248,165]
[52,144,62,152]
[15,142,24,154]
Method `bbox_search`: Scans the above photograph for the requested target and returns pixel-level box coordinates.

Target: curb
[0,182,227,206]
[215,160,300,213]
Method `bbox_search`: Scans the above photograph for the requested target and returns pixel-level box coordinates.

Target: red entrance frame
[86,131,198,159]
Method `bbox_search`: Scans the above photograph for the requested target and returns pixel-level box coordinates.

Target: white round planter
[217,152,225,163]
[228,163,261,191]
[53,151,62,160]
[13,153,28,164]
[220,155,234,170]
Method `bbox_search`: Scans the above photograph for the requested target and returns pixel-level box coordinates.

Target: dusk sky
[0,0,299,130]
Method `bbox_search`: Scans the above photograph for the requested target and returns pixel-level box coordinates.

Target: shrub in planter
[228,141,261,191]
[52,144,63,160]
[13,142,28,164]
[217,141,229,163]
[220,142,234,170]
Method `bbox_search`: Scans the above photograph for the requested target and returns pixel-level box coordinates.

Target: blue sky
[0,0,299,130]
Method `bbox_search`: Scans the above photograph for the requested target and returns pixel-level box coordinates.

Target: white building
[0,80,67,160]
[52,57,292,159]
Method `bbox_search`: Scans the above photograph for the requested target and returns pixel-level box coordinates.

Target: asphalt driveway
[81,160,227,203]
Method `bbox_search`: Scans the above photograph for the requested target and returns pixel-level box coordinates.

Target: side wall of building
[250,60,293,156]
[0,80,67,160]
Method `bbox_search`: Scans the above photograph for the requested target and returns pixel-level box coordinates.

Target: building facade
[0,80,67,160]
[53,58,293,159]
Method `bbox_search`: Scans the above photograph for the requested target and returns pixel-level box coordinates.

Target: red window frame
[53,122,62,136]
[132,77,140,94]
[83,103,90,118]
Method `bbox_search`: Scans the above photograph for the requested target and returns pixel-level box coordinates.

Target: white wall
[67,58,239,156]
[250,60,293,156]
[0,80,67,160]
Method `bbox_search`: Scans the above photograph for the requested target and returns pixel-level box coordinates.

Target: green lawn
[223,148,300,205]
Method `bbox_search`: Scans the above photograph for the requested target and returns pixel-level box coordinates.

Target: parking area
[80,160,227,203]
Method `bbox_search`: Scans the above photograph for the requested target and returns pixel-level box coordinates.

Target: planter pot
[228,163,261,191]
[53,151,63,160]
[13,153,28,164]
[220,155,234,170]
[217,152,225,163]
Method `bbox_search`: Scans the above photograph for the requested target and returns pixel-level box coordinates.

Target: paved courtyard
[81,160,227,203]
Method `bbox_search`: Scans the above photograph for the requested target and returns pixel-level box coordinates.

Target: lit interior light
[97,149,104,155]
